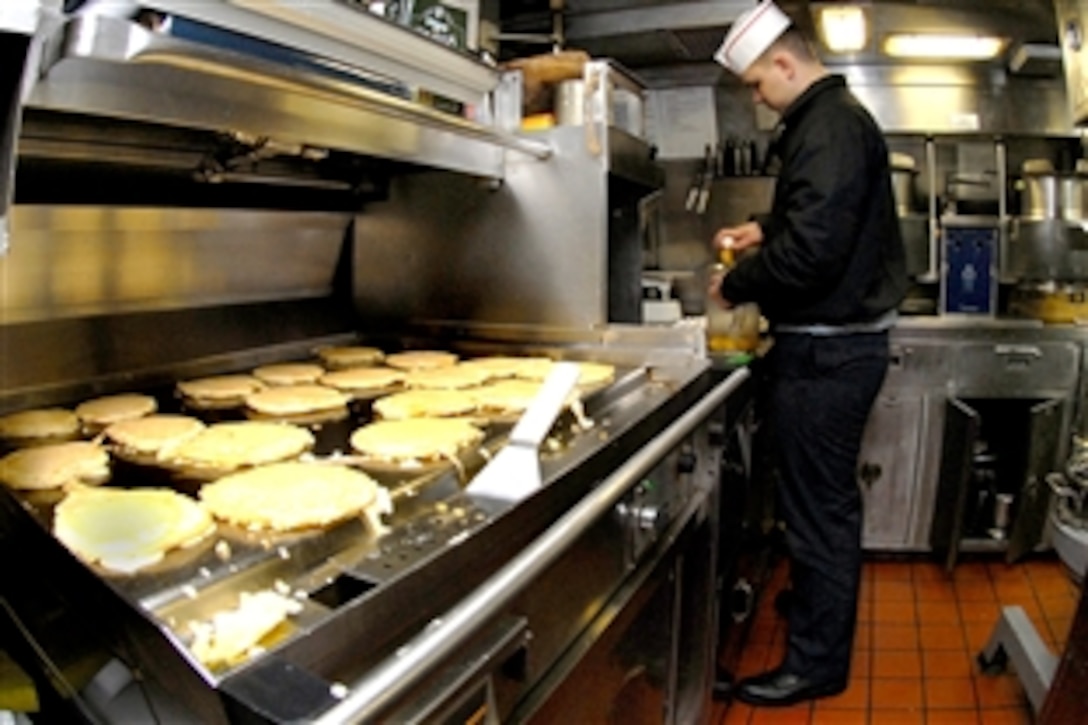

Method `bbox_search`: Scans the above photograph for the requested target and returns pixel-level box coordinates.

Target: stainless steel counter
[858,314,1086,559]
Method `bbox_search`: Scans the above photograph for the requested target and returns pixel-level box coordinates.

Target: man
[710,0,908,708]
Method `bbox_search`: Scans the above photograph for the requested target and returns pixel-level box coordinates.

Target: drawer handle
[993,345,1042,359]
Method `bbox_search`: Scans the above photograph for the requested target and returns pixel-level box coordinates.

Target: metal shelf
[24,12,549,180]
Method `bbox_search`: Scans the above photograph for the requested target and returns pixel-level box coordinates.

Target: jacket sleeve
[721,113,872,307]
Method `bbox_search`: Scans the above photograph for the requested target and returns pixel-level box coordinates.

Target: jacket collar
[780,74,846,125]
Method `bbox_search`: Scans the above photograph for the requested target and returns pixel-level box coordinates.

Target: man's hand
[713,221,763,254]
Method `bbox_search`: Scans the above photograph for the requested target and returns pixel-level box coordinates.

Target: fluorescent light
[817,6,868,53]
[884,34,1006,60]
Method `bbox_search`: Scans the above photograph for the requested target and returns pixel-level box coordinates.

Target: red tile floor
[712,555,1081,724]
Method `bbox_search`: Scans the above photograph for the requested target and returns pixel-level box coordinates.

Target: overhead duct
[550,0,1059,71]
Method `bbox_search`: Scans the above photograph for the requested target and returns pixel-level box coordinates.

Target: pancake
[511,358,557,380]
[75,394,158,430]
[572,361,616,388]
[199,462,381,532]
[0,442,110,491]
[252,363,326,387]
[188,590,303,670]
[372,389,477,420]
[53,486,214,574]
[244,385,350,416]
[314,345,385,369]
[511,359,615,387]
[350,418,484,465]
[384,350,459,371]
[0,408,81,446]
[162,422,315,479]
[177,375,267,409]
[244,408,350,427]
[404,364,491,390]
[319,367,406,396]
[459,356,552,380]
[103,414,207,464]
[470,380,548,414]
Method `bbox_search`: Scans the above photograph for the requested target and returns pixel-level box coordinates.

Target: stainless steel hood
[6,0,549,181]
[0,0,559,254]
[28,14,521,178]
[514,0,1061,75]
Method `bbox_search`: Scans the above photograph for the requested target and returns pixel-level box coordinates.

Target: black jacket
[720,75,908,326]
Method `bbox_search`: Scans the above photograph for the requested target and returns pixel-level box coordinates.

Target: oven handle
[314,366,751,724]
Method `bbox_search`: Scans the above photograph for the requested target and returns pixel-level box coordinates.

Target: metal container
[889,152,918,216]
[890,168,917,216]
[1019,172,1088,221]
[899,214,932,279]
[1004,218,1088,282]
[1008,283,1088,323]
[945,172,1001,215]
[555,79,591,126]
[554,66,644,138]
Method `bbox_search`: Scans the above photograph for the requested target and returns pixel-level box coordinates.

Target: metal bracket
[978,605,1058,713]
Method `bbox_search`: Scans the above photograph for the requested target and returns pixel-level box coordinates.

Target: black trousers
[766,331,889,683]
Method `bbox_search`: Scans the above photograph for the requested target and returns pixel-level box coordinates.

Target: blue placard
[943,226,997,314]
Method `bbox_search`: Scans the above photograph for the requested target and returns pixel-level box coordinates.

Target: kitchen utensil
[696,144,714,214]
[466,362,580,502]
[990,493,1014,539]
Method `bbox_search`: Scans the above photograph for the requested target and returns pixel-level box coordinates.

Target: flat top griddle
[2,356,650,682]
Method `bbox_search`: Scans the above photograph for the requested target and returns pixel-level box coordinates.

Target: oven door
[514,504,718,725]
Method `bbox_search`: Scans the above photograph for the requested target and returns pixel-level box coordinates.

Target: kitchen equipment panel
[952,341,1080,396]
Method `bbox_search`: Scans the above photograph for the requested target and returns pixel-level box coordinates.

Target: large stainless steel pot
[1019,172,1088,221]
[890,169,917,215]
[555,79,591,126]
[889,152,918,216]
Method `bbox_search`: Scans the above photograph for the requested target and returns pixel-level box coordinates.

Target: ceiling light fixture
[883,34,1006,60]
[817,5,868,53]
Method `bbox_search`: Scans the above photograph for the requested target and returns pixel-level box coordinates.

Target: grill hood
[0,0,551,253]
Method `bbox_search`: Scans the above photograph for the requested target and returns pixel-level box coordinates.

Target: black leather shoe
[735,669,846,707]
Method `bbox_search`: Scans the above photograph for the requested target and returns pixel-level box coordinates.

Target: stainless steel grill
[1,330,736,722]
[0,3,743,721]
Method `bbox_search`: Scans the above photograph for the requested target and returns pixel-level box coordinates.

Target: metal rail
[314,366,751,723]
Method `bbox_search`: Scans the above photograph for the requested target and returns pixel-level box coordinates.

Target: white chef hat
[714,1,793,75]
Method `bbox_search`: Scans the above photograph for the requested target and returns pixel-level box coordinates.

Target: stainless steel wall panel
[848,79,1070,137]
[2,206,349,323]
[353,129,613,328]
[0,299,357,410]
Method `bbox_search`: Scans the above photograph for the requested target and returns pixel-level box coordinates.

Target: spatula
[466,361,581,502]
